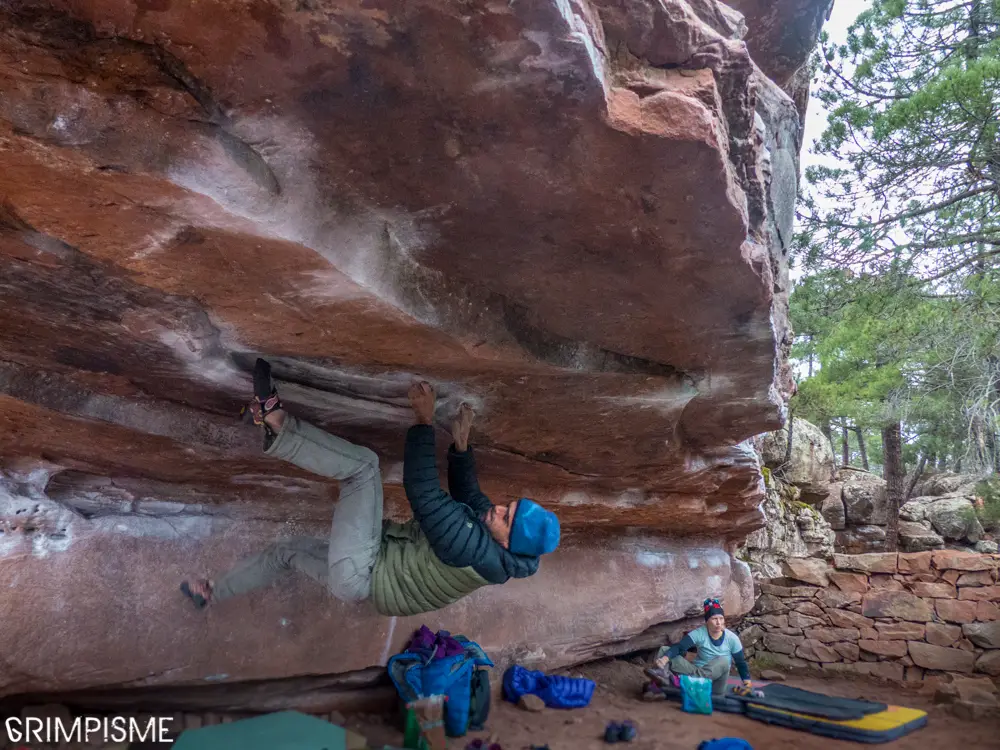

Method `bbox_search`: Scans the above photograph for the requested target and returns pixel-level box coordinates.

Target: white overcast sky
[800,0,868,183]
[792,0,869,279]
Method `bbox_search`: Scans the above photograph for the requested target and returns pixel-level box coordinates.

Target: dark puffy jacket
[370,425,538,616]
[408,424,538,582]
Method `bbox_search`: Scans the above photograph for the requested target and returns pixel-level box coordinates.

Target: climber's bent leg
[212,536,328,602]
[267,414,384,602]
[670,655,731,696]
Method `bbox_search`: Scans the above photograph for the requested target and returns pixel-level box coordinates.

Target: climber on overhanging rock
[179,358,560,616]
[647,598,754,697]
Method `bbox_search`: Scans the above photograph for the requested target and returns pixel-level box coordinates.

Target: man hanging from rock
[180,359,560,616]
[645,598,754,698]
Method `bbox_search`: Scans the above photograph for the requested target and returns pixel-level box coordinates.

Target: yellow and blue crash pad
[652,677,927,744]
[744,702,928,744]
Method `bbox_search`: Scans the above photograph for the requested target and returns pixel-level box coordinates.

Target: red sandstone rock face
[725,0,833,87]
[724,0,833,118]
[0,0,812,697]
[0,0,795,539]
[0,513,751,697]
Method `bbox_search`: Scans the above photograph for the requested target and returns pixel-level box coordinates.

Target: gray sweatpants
[670,655,732,696]
[213,415,383,603]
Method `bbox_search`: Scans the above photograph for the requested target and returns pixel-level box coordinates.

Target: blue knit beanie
[509,498,560,557]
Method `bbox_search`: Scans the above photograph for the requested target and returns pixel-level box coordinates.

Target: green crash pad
[173,710,355,750]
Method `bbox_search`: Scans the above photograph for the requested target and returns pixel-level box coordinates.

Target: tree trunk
[784,408,795,468]
[821,420,835,456]
[882,422,905,552]
[905,453,927,503]
[842,422,850,467]
[986,430,999,473]
[852,425,869,470]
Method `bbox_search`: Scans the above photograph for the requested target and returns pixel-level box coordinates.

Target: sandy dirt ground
[7,658,996,749]
[349,658,1000,750]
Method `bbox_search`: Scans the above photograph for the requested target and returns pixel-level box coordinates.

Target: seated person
[651,598,752,696]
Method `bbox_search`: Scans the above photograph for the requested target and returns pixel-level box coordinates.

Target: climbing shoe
[604,721,636,744]
[641,681,666,701]
[180,580,212,610]
[644,666,679,690]
[241,357,282,450]
[618,721,637,743]
[464,741,501,750]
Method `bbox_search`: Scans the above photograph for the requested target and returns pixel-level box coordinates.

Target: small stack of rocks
[743,552,1000,685]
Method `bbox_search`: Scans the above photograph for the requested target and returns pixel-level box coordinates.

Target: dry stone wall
[744,551,1000,684]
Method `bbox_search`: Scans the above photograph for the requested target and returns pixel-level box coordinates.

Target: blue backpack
[387,636,493,737]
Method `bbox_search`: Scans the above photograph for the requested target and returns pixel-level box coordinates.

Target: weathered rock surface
[1,513,750,698]
[518,694,545,712]
[758,418,835,501]
[828,571,869,593]
[927,496,984,543]
[788,611,825,629]
[861,591,932,623]
[913,473,981,498]
[910,581,957,599]
[820,486,846,530]
[781,557,830,587]
[937,599,981,624]
[841,471,889,526]
[926,623,962,647]
[963,622,1000,649]
[978,602,1000,621]
[739,479,834,577]
[726,1,832,86]
[825,468,992,557]
[898,552,935,574]
[834,553,898,575]
[764,633,800,655]
[836,525,888,554]
[870,573,904,591]
[957,571,995,587]
[908,642,976,673]
[796,639,839,663]
[900,496,937,523]
[0,0,816,698]
[827,610,874,630]
[934,551,1000,571]
[978,651,1000,676]
[959,585,1000,602]
[808,627,859,644]
[899,520,945,552]
[859,640,907,658]
[875,622,925,641]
